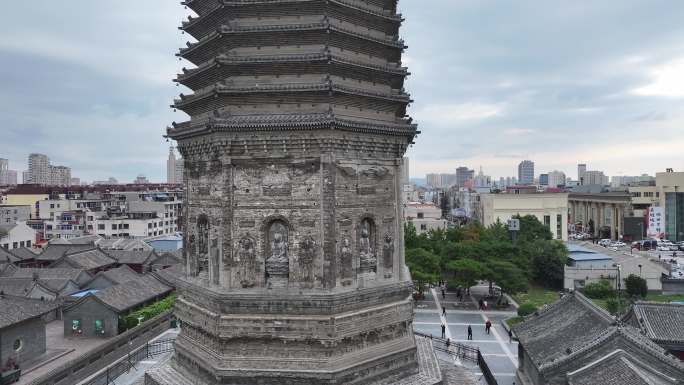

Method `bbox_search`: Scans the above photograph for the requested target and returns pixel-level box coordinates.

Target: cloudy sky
[1,1,683,182]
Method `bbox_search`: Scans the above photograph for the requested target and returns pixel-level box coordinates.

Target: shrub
[605,298,620,315]
[517,302,537,317]
[625,274,648,298]
[583,280,615,299]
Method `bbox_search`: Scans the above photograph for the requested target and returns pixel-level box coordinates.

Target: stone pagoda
[146,0,447,384]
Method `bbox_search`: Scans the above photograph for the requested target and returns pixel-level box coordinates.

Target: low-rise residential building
[624,302,684,360]
[0,223,36,250]
[404,202,447,234]
[0,296,60,370]
[84,265,141,290]
[2,267,92,289]
[102,250,157,273]
[480,193,569,241]
[63,275,172,338]
[50,248,118,275]
[0,205,30,225]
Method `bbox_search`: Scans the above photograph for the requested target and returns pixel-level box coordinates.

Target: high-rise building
[134,175,149,184]
[48,165,71,186]
[548,170,566,188]
[456,166,474,187]
[426,173,440,188]
[0,158,10,185]
[518,160,535,185]
[584,170,607,186]
[578,163,587,185]
[5,170,17,185]
[146,2,443,384]
[21,171,30,184]
[166,146,177,184]
[175,158,184,184]
[28,153,50,185]
[539,173,549,186]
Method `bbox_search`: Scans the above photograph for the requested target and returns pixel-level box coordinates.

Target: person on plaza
[446,338,451,351]
[441,287,446,299]
[478,298,483,310]
[483,299,488,310]
[467,325,473,340]
[441,323,446,339]
[442,306,446,316]
[485,320,492,335]
[508,328,513,343]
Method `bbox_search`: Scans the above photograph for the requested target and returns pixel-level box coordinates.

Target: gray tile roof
[566,349,678,385]
[512,292,615,368]
[0,247,20,263]
[624,302,684,344]
[10,247,39,260]
[66,235,102,245]
[57,249,117,270]
[96,238,153,251]
[37,244,96,261]
[95,265,140,285]
[6,267,90,283]
[0,277,41,297]
[103,249,156,265]
[93,275,172,313]
[0,295,59,329]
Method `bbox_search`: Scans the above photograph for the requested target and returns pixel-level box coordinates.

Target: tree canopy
[404,215,568,295]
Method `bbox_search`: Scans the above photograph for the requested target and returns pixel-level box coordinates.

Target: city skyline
[1,1,684,182]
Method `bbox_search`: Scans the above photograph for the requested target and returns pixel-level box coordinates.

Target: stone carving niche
[237,235,257,288]
[298,236,316,288]
[358,218,377,274]
[196,215,210,277]
[382,232,394,278]
[265,220,289,286]
[338,236,354,285]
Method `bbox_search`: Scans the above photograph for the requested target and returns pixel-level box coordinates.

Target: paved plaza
[414,286,519,385]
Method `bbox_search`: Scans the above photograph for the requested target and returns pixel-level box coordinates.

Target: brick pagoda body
[145,0,441,384]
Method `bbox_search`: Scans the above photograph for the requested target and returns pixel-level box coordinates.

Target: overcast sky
[1,1,683,182]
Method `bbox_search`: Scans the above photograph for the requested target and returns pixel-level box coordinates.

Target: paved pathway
[414,286,519,385]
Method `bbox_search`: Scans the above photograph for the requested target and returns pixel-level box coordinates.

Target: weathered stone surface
[148,0,434,383]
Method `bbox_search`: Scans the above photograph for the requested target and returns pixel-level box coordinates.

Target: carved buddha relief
[237,235,257,288]
[339,237,353,285]
[265,220,289,280]
[358,219,377,274]
[382,232,394,278]
[298,236,316,287]
[197,215,210,276]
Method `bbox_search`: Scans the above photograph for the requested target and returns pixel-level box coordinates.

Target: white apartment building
[480,193,569,241]
[548,171,566,188]
[404,202,447,234]
[0,222,36,250]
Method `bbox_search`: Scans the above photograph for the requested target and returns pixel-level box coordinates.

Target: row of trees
[405,215,568,296]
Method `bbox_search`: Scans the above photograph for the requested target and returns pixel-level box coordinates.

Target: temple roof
[52,248,117,271]
[624,302,684,345]
[103,249,156,265]
[90,275,172,313]
[167,112,417,140]
[566,349,679,385]
[87,265,141,286]
[0,296,60,329]
[512,292,615,368]
[182,0,399,19]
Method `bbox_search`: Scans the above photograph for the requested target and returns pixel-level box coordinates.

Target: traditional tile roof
[67,235,103,245]
[9,247,39,260]
[0,295,60,329]
[55,249,117,271]
[96,238,153,251]
[0,277,44,297]
[91,275,172,313]
[37,244,96,261]
[0,247,20,263]
[89,265,140,286]
[624,302,684,344]
[103,249,156,265]
[512,291,615,368]
[5,267,90,283]
[566,349,679,385]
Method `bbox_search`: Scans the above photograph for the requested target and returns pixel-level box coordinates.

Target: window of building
[123,224,129,229]
[420,224,427,231]
[12,242,18,249]
[50,204,55,209]
[544,215,551,229]
[111,224,117,230]
[556,214,562,240]
[95,320,105,335]
[26,240,31,248]
[98,224,105,230]
[417,213,424,219]
[19,241,25,248]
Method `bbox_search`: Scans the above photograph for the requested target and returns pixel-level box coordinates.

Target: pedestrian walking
[467,325,473,340]
[442,306,446,316]
[478,298,483,310]
[508,328,513,343]
[485,320,492,335]
[441,288,445,299]
[441,323,446,339]
[483,300,488,310]
[446,338,451,351]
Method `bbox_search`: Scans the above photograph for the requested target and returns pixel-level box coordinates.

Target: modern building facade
[146,1,445,384]
[28,153,50,185]
[404,202,447,234]
[518,160,535,185]
[480,192,569,241]
[456,166,474,187]
[547,170,566,188]
[568,192,631,240]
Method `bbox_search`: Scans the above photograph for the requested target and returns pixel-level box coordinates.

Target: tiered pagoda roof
[169,0,415,142]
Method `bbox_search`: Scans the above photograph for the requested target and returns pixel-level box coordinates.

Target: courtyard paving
[413,286,519,385]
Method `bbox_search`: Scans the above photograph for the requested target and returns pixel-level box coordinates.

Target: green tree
[485,259,529,295]
[517,302,537,317]
[625,274,648,298]
[515,215,553,243]
[583,280,615,299]
[406,248,440,294]
[605,298,620,315]
[446,258,485,289]
[530,240,568,289]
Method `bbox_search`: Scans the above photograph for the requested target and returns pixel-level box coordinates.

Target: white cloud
[503,128,535,136]
[633,58,684,97]
[414,102,504,124]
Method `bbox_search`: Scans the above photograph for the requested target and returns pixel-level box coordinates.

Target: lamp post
[613,263,622,316]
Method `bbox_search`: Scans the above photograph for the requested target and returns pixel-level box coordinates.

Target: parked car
[599,239,612,247]
[610,241,626,247]
[678,242,684,251]
[641,240,658,250]
[658,245,673,252]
